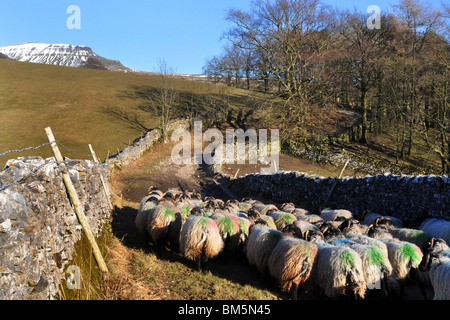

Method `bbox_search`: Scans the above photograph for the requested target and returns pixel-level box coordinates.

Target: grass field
[0,59,262,167]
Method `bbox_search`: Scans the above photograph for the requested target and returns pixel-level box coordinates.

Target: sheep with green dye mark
[237,217,251,254]
[347,234,402,297]
[180,215,224,272]
[267,211,297,231]
[333,238,393,295]
[380,238,430,299]
[381,239,423,280]
[247,207,277,229]
[135,187,167,244]
[146,203,182,254]
[246,224,283,277]
[420,219,450,245]
[313,244,367,299]
[388,227,430,249]
[211,213,241,255]
[268,236,318,300]
[419,238,450,300]
[135,197,157,239]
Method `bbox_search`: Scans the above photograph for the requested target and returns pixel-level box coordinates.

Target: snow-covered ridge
[0,42,131,71]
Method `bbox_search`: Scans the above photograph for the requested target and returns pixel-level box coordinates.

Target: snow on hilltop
[0,42,132,72]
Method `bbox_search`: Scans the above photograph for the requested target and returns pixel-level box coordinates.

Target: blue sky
[0,0,446,74]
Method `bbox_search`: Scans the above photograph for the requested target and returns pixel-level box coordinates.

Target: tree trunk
[360,90,369,144]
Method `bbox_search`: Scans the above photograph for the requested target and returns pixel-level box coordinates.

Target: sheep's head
[320,222,342,240]
[280,202,295,211]
[366,224,390,238]
[281,224,302,238]
[304,229,324,243]
[190,206,205,217]
[247,207,261,222]
[375,217,394,229]
[419,238,449,271]
[338,218,361,235]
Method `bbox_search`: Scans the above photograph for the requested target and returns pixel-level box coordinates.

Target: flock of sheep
[134,186,450,300]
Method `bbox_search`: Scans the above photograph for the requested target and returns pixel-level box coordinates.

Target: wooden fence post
[322,159,350,210]
[45,127,109,274]
[89,144,114,211]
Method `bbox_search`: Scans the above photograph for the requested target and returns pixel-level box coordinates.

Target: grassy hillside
[0,59,261,167]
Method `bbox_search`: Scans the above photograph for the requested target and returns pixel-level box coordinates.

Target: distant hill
[0,43,132,72]
[0,58,260,167]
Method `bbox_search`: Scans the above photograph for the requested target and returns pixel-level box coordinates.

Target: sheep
[296,214,323,224]
[419,238,450,300]
[366,224,394,239]
[247,207,277,229]
[388,227,430,249]
[420,218,450,245]
[267,211,297,231]
[252,203,278,215]
[332,238,393,296]
[211,213,241,255]
[362,212,403,229]
[246,224,283,278]
[203,197,225,211]
[318,221,346,243]
[163,187,184,200]
[146,203,182,254]
[237,217,252,255]
[280,202,309,216]
[280,202,296,212]
[180,214,224,272]
[338,218,363,237]
[320,208,353,222]
[135,197,158,240]
[268,236,318,300]
[381,239,423,281]
[293,220,324,243]
[313,244,367,300]
[380,238,430,299]
[347,234,402,298]
[135,187,169,244]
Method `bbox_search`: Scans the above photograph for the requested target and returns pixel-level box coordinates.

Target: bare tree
[225,0,335,100]
[147,59,178,142]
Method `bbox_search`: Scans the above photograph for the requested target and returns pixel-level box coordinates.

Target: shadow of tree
[103,84,260,132]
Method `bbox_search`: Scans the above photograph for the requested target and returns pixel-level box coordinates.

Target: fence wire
[0,141,102,192]
[0,143,51,157]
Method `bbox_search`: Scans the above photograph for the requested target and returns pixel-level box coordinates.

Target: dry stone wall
[228,171,449,227]
[0,119,191,300]
[0,156,111,300]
